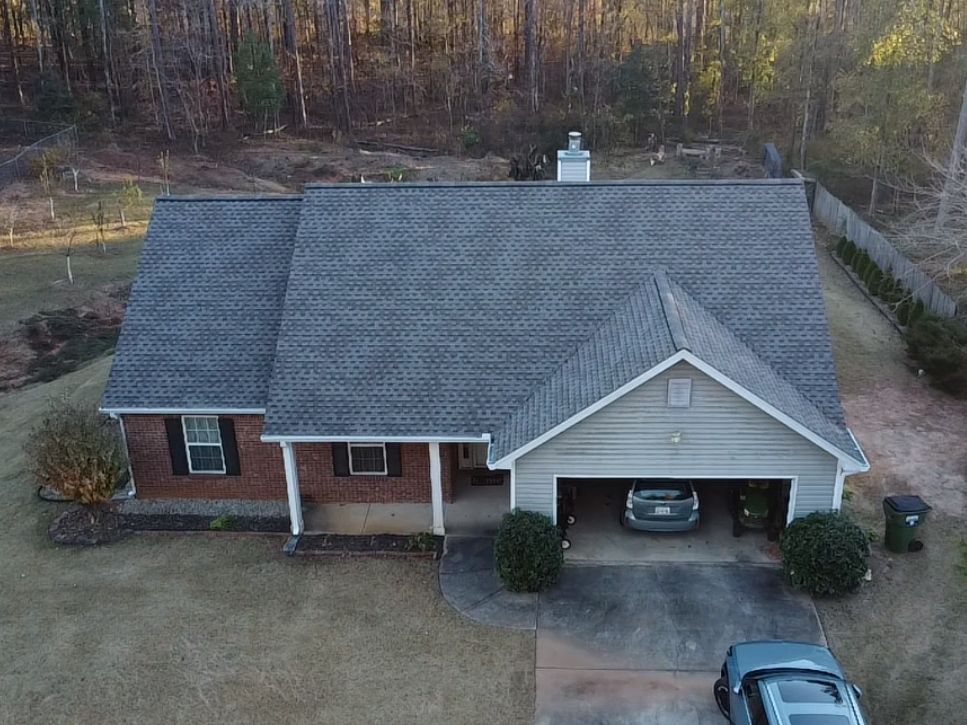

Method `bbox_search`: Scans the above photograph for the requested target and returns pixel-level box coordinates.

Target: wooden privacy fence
[0,120,77,188]
[811,182,958,318]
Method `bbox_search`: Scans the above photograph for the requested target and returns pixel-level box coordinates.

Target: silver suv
[714,641,867,725]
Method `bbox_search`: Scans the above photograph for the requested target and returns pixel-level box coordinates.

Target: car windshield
[632,482,690,501]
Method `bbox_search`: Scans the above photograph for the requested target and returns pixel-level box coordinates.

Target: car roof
[759,675,865,725]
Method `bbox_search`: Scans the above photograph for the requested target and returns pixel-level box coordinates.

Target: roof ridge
[156,194,303,202]
[655,270,690,351]
[302,178,802,190]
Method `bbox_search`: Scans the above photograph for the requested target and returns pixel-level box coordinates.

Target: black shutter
[164,417,189,476]
[332,443,350,476]
[386,443,402,477]
[219,418,241,476]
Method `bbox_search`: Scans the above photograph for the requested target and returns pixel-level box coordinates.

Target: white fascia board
[489,348,866,471]
[260,434,490,444]
[488,351,689,468]
[100,407,266,415]
[842,429,871,474]
[679,352,868,471]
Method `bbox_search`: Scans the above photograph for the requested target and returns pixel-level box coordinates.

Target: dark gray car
[714,641,867,725]
[621,478,699,532]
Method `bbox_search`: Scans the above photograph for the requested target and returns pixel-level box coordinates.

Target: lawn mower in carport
[729,480,782,540]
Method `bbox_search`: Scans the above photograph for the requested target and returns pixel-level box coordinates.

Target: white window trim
[667,377,692,407]
[181,415,227,475]
[348,442,388,476]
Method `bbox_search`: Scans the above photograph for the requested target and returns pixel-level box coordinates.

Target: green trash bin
[882,495,931,553]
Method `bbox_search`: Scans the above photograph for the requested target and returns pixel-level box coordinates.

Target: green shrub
[865,268,884,296]
[835,237,848,258]
[494,509,564,592]
[209,514,236,531]
[905,316,967,395]
[908,299,926,326]
[404,531,437,552]
[841,239,857,265]
[780,512,870,596]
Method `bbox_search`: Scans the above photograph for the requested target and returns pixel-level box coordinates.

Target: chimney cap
[567,131,582,151]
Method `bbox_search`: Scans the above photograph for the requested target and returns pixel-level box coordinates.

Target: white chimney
[557,131,590,181]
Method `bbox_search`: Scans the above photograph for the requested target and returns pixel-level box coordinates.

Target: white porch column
[280,441,304,536]
[428,442,445,535]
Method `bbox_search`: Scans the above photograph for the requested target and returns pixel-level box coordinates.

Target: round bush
[494,509,564,592]
[780,512,870,596]
[841,239,857,265]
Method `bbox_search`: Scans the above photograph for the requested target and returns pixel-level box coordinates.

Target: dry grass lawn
[0,359,535,725]
[815,241,967,724]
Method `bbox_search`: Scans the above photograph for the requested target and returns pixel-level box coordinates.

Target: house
[101,163,868,540]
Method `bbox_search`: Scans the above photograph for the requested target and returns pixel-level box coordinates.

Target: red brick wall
[123,415,286,500]
[123,415,454,504]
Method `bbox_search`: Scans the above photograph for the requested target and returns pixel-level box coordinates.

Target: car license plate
[654,506,671,515]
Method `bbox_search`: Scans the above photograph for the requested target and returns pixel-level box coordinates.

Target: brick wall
[123,415,455,504]
[123,415,286,500]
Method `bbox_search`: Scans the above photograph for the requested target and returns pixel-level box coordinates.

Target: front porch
[282,441,510,537]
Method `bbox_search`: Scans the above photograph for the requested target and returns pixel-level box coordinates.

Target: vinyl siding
[514,362,839,520]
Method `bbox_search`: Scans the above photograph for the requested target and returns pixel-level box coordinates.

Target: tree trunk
[146,0,174,141]
[524,0,538,111]
[97,0,117,124]
[936,72,967,230]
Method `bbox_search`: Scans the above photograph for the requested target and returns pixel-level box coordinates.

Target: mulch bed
[292,533,444,558]
[121,513,290,533]
[48,508,128,546]
[48,504,289,545]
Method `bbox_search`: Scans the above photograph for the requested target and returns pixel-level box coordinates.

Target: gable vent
[667,378,692,407]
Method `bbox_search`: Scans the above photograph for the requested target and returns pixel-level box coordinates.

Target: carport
[556,477,792,564]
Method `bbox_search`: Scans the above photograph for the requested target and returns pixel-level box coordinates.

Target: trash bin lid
[884,495,931,514]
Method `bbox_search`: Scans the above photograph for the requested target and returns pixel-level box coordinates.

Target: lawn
[0,359,535,725]
[814,241,967,723]
[0,238,142,334]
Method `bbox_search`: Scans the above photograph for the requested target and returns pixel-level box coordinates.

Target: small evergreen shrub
[780,512,870,596]
[836,237,848,258]
[209,514,236,531]
[896,298,913,326]
[494,509,564,592]
[905,316,967,395]
[841,239,857,265]
[865,268,884,296]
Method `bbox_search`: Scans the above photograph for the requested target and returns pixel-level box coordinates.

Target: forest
[1,0,966,197]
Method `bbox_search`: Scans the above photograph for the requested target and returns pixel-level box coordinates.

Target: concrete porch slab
[303,503,432,535]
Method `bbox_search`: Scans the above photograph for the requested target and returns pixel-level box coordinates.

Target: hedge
[494,509,564,592]
[780,512,870,596]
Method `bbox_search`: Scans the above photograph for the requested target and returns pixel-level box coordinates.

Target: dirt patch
[0,284,127,392]
[816,233,967,724]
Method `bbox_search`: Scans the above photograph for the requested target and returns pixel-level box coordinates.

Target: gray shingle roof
[102,196,301,410]
[105,179,861,464]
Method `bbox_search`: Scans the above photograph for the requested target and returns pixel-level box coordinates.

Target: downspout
[109,413,136,498]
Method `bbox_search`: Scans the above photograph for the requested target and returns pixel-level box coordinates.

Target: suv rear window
[777,680,843,704]
[632,481,691,501]
[788,717,851,724]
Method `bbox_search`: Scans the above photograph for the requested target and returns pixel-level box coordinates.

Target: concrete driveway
[534,563,825,724]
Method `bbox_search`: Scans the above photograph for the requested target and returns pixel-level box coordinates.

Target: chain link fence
[0,120,78,188]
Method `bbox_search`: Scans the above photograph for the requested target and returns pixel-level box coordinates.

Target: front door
[471,442,488,469]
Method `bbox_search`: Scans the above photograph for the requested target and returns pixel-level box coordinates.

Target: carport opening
[555,478,792,563]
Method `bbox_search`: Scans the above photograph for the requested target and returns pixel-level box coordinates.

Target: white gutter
[260,434,491,444]
[100,407,266,415]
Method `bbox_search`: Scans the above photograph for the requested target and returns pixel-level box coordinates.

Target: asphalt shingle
[102,196,301,410]
[105,179,860,464]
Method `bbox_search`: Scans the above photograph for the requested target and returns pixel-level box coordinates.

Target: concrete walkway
[439,536,538,629]
[439,536,826,724]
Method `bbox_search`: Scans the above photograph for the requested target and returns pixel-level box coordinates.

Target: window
[349,443,387,475]
[667,378,692,407]
[182,416,226,474]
